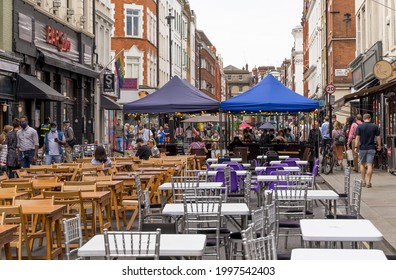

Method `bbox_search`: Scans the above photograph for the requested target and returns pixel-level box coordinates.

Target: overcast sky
[188,0,303,69]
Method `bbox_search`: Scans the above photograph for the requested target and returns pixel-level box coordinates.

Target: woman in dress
[332,121,345,170]
[4,119,19,178]
[188,136,208,154]
[91,146,112,167]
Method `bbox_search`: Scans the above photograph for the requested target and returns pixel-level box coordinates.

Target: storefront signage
[46,25,71,52]
[103,74,115,92]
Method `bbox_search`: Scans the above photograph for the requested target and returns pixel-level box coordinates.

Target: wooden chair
[0,181,34,198]
[15,170,28,178]
[62,181,97,192]
[0,205,32,259]
[31,177,60,195]
[0,173,9,182]
[122,174,145,230]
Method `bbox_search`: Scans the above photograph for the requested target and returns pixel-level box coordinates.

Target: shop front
[13,0,98,143]
[0,53,19,128]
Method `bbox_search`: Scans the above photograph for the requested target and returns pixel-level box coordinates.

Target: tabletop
[300,219,384,242]
[265,190,339,200]
[206,158,243,163]
[255,166,300,172]
[270,160,308,165]
[205,170,248,176]
[78,234,207,258]
[162,203,250,216]
[257,155,290,160]
[291,249,387,260]
[257,175,313,182]
[158,182,224,191]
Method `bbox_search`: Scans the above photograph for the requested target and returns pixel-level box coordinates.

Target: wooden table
[14,200,66,260]
[0,192,29,205]
[0,225,18,260]
[96,181,125,230]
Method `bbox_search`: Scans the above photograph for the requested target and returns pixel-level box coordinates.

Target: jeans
[116,137,124,151]
[19,149,35,168]
[45,155,62,165]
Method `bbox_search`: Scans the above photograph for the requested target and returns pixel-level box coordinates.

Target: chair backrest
[183,195,222,259]
[243,172,252,207]
[184,169,208,182]
[301,147,312,161]
[0,181,34,197]
[264,202,277,240]
[62,214,83,260]
[62,181,97,192]
[280,160,297,167]
[214,166,238,194]
[274,184,308,220]
[141,214,177,234]
[253,159,259,168]
[265,166,284,175]
[223,161,243,170]
[233,147,249,163]
[251,207,265,237]
[241,223,254,242]
[265,150,279,164]
[104,229,161,260]
[350,178,362,216]
[243,234,277,260]
[190,148,206,156]
[343,166,351,195]
[171,175,199,203]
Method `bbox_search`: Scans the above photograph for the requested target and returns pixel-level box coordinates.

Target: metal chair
[62,214,83,260]
[104,228,161,260]
[184,169,208,182]
[183,195,223,260]
[328,178,362,219]
[242,233,277,260]
[170,175,199,203]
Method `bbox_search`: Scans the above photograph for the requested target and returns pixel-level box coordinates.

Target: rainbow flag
[114,56,125,88]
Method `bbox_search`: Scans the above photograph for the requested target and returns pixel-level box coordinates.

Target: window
[239,86,243,92]
[125,56,140,79]
[227,75,231,80]
[126,9,140,37]
[239,75,243,80]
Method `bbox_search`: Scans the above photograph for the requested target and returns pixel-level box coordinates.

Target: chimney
[246,64,249,71]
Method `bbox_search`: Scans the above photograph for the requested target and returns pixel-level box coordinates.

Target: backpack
[334,130,346,145]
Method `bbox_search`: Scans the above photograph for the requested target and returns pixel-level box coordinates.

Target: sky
[188,0,303,69]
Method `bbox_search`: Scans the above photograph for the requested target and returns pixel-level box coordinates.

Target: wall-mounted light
[17,104,23,113]
[344,13,351,24]
[2,103,8,112]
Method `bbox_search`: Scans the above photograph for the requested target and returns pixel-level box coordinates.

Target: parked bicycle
[321,139,334,175]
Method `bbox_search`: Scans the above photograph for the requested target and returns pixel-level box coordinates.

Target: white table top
[205,170,248,176]
[162,203,250,216]
[207,158,242,163]
[158,182,224,191]
[255,166,300,172]
[270,160,308,165]
[257,175,313,182]
[257,155,290,160]
[300,219,384,242]
[78,234,206,258]
[266,190,339,200]
[291,249,387,260]
[209,163,250,169]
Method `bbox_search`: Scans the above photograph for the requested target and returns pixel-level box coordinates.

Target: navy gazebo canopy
[123,75,220,114]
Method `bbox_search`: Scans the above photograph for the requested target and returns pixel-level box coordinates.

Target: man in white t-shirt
[142,124,153,144]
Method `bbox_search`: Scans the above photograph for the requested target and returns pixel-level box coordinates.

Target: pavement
[320,166,396,253]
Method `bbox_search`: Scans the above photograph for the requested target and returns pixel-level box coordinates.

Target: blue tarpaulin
[123,75,220,113]
[220,74,319,113]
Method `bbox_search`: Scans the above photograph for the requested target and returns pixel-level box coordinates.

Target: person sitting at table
[272,130,287,143]
[91,145,112,167]
[211,130,220,150]
[147,139,160,158]
[188,136,208,154]
[135,138,152,160]
[242,128,253,143]
[227,136,245,151]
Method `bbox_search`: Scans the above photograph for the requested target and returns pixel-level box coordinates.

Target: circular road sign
[325,83,336,95]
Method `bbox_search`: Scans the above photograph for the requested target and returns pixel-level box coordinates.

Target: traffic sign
[325,83,336,95]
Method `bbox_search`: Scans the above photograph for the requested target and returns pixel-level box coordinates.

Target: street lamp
[165,9,175,80]
[198,43,202,90]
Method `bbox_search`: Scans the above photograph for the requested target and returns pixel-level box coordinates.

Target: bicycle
[321,139,334,175]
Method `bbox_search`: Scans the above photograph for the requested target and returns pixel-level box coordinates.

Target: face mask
[20,123,27,129]
[51,128,57,132]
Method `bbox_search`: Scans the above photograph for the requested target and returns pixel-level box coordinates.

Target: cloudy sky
[188,0,303,69]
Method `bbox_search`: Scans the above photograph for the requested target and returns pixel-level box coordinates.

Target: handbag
[67,138,77,147]
[346,149,353,161]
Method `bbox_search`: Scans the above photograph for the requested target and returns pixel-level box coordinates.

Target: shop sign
[103,74,115,92]
[121,78,138,89]
[46,25,71,52]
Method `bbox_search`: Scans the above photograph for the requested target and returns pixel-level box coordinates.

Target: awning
[181,115,219,123]
[18,74,66,101]
[101,95,122,110]
[343,79,396,103]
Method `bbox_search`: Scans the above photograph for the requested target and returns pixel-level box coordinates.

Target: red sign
[325,83,336,95]
[121,78,138,89]
[46,26,71,52]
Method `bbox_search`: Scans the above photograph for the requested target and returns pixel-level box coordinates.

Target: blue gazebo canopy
[221,74,319,113]
[123,75,220,114]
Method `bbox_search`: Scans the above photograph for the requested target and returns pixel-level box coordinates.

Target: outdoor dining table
[0,225,18,260]
[14,200,66,260]
[158,182,225,204]
[206,157,243,163]
[162,202,250,230]
[96,180,124,230]
[270,160,308,165]
[255,166,300,172]
[209,163,251,170]
[0,191,29,205]
[257,155,290,160]
[300,219,383,249]
[291,249,387,260]
[78,234,207,259]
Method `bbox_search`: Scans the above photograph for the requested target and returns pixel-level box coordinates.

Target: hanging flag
[114,56,125,88]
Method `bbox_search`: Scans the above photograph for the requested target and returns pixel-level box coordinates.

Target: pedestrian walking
[41,122,66,164]
[355,114,381,188]
[63,120,75,163]
[5,119,20,178]
[115,119,124,152]
[16,116,39,168]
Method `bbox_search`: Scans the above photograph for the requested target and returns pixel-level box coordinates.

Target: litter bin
[386,136,396,173]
